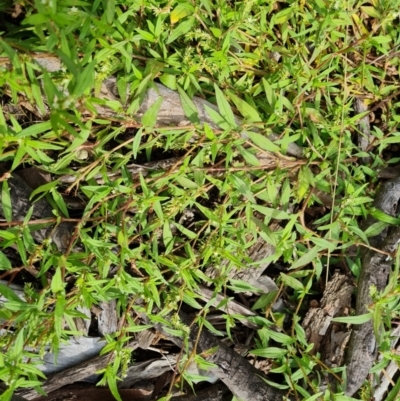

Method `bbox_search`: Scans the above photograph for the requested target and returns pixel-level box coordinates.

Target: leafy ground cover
[0,0,400,400]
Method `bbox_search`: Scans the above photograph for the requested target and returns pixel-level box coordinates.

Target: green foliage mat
[0,0,400,400]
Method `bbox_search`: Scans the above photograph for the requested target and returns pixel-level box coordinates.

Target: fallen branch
[153,310,287,401]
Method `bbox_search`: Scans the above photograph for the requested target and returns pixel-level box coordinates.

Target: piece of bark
[345,178,400,396]
[0,166,74,252]
[37,337,106,376]
[97,300,118,336]
[119,356,177,389]
[152,310,286,401]
[301,273,353,393]
[16,338,139,400]
[302,273,353,360]
[354,97,372,164]
[73,306,91,336]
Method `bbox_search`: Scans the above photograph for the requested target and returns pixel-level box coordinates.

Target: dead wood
[15,330,156,400]
[119,356,177,389]
[302,273,353,359]
[196,284,258,329]
[345,177,400,396]
[153,310,287,401]
[302,273,353,391]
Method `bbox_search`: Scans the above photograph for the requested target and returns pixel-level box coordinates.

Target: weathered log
[0,53,304,160]
[14,331,154,400]
[153,310,286,401]
[345,178,400,395]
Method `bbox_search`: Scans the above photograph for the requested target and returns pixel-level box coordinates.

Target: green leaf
[370,208,400,225]
[204,105,231,130]
[250,347,287,358]
[105,0,115,24]
[177,85,200,124]
[126,324,153,332]
[163,221,174,249]
[51,189,69,217]
[10,329,25,359]
[175,176,198,189]
[246,131,281,153]
[17,121,52,138]
[170,3,194,24]
[51,266,64,293]
[141,97,163,127]
[228,279,261,293]
[132,128,143,159]
[1,181,12,222]
[0,252,12,270]
[144,59,165,78]
[237,146,260,166]
[273,7,295,24]
[167,17,195,44]
[252,292,278,310]
[229,174,256,203]
[174,222,197,239]
[252,204,291,220]
[183,292,202,309]
[214,84,236,127]
[22,13,50,25]
[195,202,219,222]
[159,74,177,90]
[74,60,96,96]
[280,273,304,291]
[108,376,122,401]
[228,92,261,122]
[268,330,295,345]
[289,247,321,270]
[0,107,7,135]
[0,283,24,303]
[332,313,372,324]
